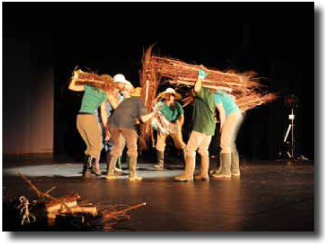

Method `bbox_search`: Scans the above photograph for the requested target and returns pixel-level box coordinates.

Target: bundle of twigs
[138,46,276,150]
[18,173,146,231]
[71,69,118,91]
[150,56,263,96]
[139,45,162,150]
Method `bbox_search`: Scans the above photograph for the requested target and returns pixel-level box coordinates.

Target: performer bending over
[154,88,186,170]
[212,90,243,178]
[174,70,216,182]
[95,74,133,173]
[106,87,158,181]
[69,78,109,177]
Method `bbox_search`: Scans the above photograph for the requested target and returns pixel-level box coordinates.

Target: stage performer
[153,88,186,170]
[175,70,216,182]
[96,74,134,173]
[211,90,243,178]
[69,78,109,177]
[106,87,159,181]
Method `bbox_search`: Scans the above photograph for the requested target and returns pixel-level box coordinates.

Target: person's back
[110,97,147,130]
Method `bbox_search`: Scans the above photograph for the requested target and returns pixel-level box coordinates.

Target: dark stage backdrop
[2,2,314,160]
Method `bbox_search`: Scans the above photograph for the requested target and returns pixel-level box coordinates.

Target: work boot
[212,153,231,178]
[195,155,209,181]
[174,155,195,182]
[115,156,123,175]
[105,155,119,180]
[128,156,142,181]
[231,151,240,176]
[82,155,93,177]
[91,158,102,176]
[182,148,187,169]
[154,150,164,170]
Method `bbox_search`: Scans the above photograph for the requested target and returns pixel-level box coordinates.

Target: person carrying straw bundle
[174,70,216,182]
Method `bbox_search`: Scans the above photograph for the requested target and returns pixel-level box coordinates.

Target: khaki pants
[156,122,186,152]
[110,128,138,157]
[220,112,243,154]
[76,114,102,158]
[186,131,212,158]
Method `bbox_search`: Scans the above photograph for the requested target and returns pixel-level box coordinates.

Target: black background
[3,2,314,160]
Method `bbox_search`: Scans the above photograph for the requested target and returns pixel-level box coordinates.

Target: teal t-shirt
[213,91,240,116]
[79,85,107,114]
[192,88,216,136]
[158,101,184,123]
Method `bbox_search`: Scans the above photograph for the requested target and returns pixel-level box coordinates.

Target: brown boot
[212,153,231,178]
[128,156,142,181]
[154,150,164,170]
[91,158,102,176]
[105,155,119,180]
[231,151,240,176]
[82,155,93,177]
[174,155,195,182]
[195,155,209,181]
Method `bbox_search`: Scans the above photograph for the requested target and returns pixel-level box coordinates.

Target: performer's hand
[198,70,208,80]
[105,131,110,141]
[153,104,164,114]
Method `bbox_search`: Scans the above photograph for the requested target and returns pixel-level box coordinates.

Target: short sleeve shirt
[79,85,107,114]
[192,88,216,136]
[159,101,184,123]
[109,97,148,130]
[213,92,240,116]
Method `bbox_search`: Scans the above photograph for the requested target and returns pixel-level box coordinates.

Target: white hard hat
[113,74,129,84]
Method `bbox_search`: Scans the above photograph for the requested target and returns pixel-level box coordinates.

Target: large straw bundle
[138,46,276,150]
[71,69,118,91]
[139,46,162,150]
[150,56,263,97]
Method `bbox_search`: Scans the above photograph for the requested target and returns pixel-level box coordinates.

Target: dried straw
[71,69,118,91]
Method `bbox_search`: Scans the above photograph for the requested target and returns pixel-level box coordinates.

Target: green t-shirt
[192,88,216,136]
[79,85,107,114]
[213,92,240,116]
[158,101,184,123]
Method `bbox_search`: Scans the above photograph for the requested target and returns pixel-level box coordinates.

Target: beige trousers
[76,114,102,158]
[186,131,212,158]
[220,112,243,154]
[110,128,138,157]
[156,122,186,152]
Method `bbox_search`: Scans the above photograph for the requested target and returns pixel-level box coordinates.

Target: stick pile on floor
[17,173,146,231]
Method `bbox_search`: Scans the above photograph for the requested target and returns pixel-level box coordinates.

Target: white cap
[113,74,129,84]
[164,88,177,95]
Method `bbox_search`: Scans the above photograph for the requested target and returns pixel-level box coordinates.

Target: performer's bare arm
[106,93,121,110]
[194,77,203,93]
[69,79,85,92]
[100,102,108,127]
[216,104,226,132]
[178,114,184,127]
[140,113,154,123]
[100,102,109,139]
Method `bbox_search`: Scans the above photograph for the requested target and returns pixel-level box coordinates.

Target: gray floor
[2,155,314,231]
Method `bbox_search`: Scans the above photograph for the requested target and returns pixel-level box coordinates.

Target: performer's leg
[170,123,187,167]
[76,115,91,157]
[81,115,103,176]
[155,132,167,170]
[195,135,212,181]
[121,128,142,181]
[174,131,205,182]
[106,128,123,179]
[230,113,243,176]
[213,113,242,178]
[77,115,98,176]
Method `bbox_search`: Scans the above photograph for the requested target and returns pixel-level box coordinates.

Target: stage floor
[2,154,314,231]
